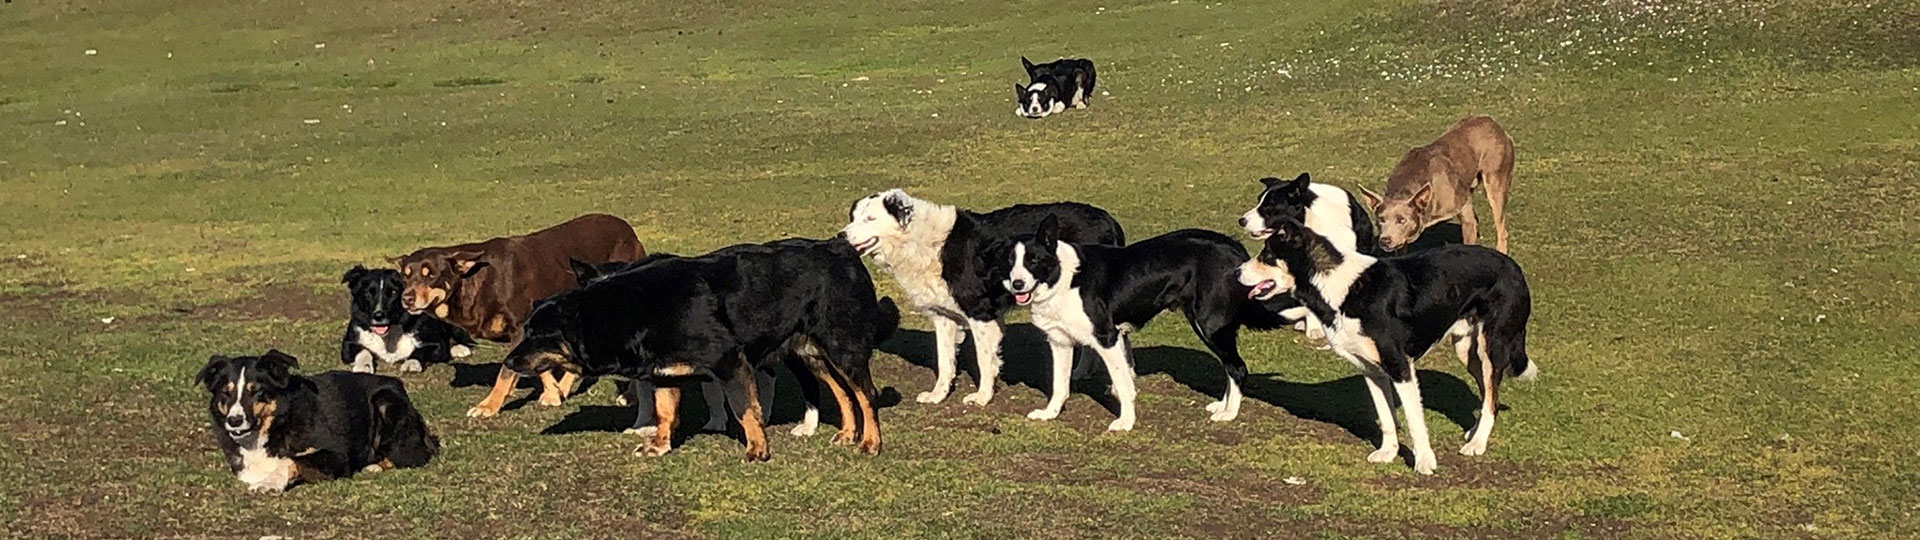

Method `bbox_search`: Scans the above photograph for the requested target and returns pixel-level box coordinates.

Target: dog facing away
[1003,216,1287,430]
[504,238,897,460]
[340,265,476,374]
[198,350,438,492]
[1359,116,1515,253]
[842,189,1124,406]
[1237,218,1535,474]
[1015,57,1097,118]
[1239,172,1381,339]
[390,213,645,417]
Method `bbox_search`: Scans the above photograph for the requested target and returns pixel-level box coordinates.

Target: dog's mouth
[225,423,255,439]
[370,325,390,336]
[1013,291,1033,305]
[1249,280,1278,300]
[1249,229,1273,239]
[851,237,880,256]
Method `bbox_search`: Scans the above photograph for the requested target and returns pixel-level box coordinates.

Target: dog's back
[306,372,440,471]
[980,202,1125,245]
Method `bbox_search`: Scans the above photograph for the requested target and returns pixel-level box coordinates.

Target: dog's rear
[368,382,439,469]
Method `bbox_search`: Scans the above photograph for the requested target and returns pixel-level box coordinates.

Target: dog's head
[1001,214,1070,306]
[1357,184,1433,253]
[842,189,922,260]
[196,350,300,441]
[501,296,582,377]
[1240,173,1315,239]
[342,265,407,335]
[1236,218,1320,301]
[389,248,488,315]
[1014,57,1067,119]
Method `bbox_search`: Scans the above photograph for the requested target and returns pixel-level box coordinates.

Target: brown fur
[390,213,645,417]
[1360,116,1516,253]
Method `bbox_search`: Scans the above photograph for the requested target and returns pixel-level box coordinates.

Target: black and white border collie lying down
[1015,56,1096,119]
[842,189,1124,406]
[1002,217,1286,430]
[1239,173,1381,340]
[197,350,439,492]
[505,238,898,460]
[340,266,475,374]
[1237,218,1535,474]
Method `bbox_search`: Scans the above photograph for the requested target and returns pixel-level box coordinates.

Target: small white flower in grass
[314,43,326,49]
[1282,476,1306,485]
[1669,430,1689,441]
[851,76,869,81]
[1815,314,1826,323]
[54,120,67,126]
[930,113,938,118]
[303,119,320,125]
[100,317,115,324]
[85,49,98,56]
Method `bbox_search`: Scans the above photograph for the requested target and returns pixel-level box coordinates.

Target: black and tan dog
[505,238,898,460]
[197,350,439,492]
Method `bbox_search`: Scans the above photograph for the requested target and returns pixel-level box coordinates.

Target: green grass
[3,0,1918,538]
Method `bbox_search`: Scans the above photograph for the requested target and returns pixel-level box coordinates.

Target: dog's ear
[257,349,299,387]
[341,265,368,285]
[196,355,231,388]
[446,251,489,278]
[569,258,602,288]
[1022,56,1036,73]
[881,191,914,226]
[384,255,403,266]
[1035,214,1062,247]
[1288,172,1311,190]
[1259,176,1285,188]
[1014,82,1027,96]
[1409,183,1434,211]
[1358,187,1385,211]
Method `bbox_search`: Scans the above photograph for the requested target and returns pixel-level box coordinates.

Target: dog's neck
[1285,229,1375,314]
[874,201,957,278]
[1031,242,1081,305]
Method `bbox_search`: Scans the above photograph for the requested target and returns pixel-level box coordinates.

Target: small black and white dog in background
[341,265,475,373]
[1015,57,1097,119]
[1002,216,1287,430]
[198,350,439,492]
[1239,173,1381,339]
[842,190,1124,406]
[1237,218,1535,474]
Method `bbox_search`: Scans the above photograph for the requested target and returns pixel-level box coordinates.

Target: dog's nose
[225,415,247,429]
[1011,279,1027,291]
[1237,217,1248,227]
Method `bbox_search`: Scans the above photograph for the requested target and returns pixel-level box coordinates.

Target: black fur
[197,351,437,491]
[942,202,1125,322]
[1251,173,1381,256]
[339,265,474,370]
[1015,57,1098,118]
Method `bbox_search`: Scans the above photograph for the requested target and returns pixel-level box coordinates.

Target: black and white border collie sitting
[340,265,475,374]
[1239,173,1381,340]
[197,350,439,492]
[1015,56,1096,119]
[842,190,1124,406]
[1237,218,1535,474]
[1001,217,1286,430]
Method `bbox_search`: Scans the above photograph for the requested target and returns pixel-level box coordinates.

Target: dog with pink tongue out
[340,266,475,374]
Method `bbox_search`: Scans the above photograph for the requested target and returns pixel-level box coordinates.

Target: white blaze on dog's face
[1015,82,1065,118]
[842,190,917,259]
[1001,217,1067,305]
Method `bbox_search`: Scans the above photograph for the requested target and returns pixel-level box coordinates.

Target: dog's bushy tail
[371,386,439,469]
[1508,332,1539,382]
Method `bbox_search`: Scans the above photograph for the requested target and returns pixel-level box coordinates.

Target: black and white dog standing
[1239,173,1381,340]
[1237,218,1535,474]
[1002,217,1286,430]
[198,350,439,492]
[842,190,1124,406]
[1015,57,1097,119]
[340,265,475,373]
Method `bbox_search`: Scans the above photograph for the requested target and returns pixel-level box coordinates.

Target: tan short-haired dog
[1360,116,1515,253]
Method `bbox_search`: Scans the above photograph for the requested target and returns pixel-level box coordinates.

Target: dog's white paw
[636,442,672,457]
[961,390,992,406]
[1459,439,1488,456]
[1293,321,1308,331]
[789,422,817,437]
[915,390,948,404]
[1305,327,1326,340]
[449,344,471,358]
[624,426,658,438]
[1208,408,1239,422]
[350,362,374,374]
[399,360,423,373]
[1106,417,1135,432]
[1026,408,1060,421]
[1413,453,1438,475]
[1205,400,1227,413]
[465,406,497,418]
[1367,446,1399,464]
[614,394,631,407]
[246,481,286,494]
[360,464,385,473]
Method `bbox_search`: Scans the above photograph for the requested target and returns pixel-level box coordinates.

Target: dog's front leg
[962,320,1004,406]
[1026,337,1076,420]
[1092,339,1137,432]
[637,385,679,457]
[725,364,771,462]
[465,367,519,417]
[917,316,963,403]
[349,350,375,374]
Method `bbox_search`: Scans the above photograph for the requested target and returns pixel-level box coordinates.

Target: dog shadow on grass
[881,324,1484,445]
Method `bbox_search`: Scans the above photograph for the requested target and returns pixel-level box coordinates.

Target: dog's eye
[865,216,876,222]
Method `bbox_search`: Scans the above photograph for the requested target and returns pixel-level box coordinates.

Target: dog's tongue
[371,325,390,336]
[1014,292,1032,305]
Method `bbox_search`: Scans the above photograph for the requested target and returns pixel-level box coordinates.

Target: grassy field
[4,0,1919,538]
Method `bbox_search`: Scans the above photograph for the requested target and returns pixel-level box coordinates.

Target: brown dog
[1360,116,1515,253]
[390,213,645,417]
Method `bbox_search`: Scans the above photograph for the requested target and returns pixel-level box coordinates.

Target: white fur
[450,344,472,358]
[354,327,421,366]
[224,368,250,434]
[1303,183,1360,253]
[234,434,295,492]
[1022,243,1137,431]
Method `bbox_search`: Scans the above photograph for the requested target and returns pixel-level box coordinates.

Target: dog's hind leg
[799,350,859,446]
[637,386,679,457]
[725,363,771,462]
[845,362,883,455]
[918,317,963,403]
[1485,168,1512,253]
[783,354,822,437]
[1457,199,1480,247]
[961,320,1004,406]
[1192,316,1248,422]
[1461,322,1500,456]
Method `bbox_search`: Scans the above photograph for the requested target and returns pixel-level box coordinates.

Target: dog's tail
[872,297,901,344]
[1509,342,1539,382]
[370,386,439,469]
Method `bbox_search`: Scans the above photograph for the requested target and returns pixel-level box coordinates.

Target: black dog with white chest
[1001,216,1287,431]
[1015,57,1097,119]
[198,350,439,492]
[340,265,475,374]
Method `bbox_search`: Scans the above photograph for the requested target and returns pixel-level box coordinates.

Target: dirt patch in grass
[178,282,334,323]
[1369,456,1545,491]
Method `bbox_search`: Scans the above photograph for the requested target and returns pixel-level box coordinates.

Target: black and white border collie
[842,190,1123,406]
[1015,57,1097,119]
[198,350,439,492]
[1237,218,1535,474]
[1001,217,1285,430]
[1239,173,1381,340]
[340,265,474,374]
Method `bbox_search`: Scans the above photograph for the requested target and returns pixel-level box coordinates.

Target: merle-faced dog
[505,238,898,461]
[198,350,438,492]
[1238,173,1381,339]
[842,189,1124,406]
[1237,218,1535,474]
[341,265,475,374]
[1001,216,1286,430]
[1015,56,1097,119]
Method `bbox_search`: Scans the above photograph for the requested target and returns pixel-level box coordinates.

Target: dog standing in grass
[1360,116,1515,253]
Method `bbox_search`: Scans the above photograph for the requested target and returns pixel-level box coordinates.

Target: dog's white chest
[1030,287,1098,345]
[234,441,296,491]
[356,327,420,362]
[1324,315,1381,367]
